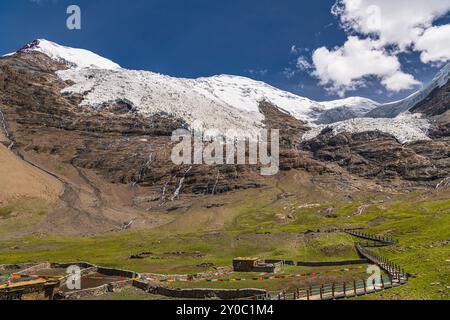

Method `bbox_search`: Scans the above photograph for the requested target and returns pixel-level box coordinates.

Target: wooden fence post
[363,280,367,294]
[332,283,335,298]
[343,282,346,296]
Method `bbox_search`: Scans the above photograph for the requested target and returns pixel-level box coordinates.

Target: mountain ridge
[2,40,382,125]
[3,39,449,145]
[4,39,449,126]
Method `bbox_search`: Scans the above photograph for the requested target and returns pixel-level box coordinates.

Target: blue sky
[1,0,449,102]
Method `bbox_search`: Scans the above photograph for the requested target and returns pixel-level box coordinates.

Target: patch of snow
[319,97,379,110]
[18,39,121,70]
[302,113,431,144]
[316,97,380,124]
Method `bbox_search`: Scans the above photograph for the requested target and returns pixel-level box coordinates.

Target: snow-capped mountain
[1,38,449,204]
[4,39,448,143]
[17,39,121,70]
[7,40,375,123]
[367,63,450,118]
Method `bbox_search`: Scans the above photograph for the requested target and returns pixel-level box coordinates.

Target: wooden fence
[252,276,400,300]
[344,230,397,245]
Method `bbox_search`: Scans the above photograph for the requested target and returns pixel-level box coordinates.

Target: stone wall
[252,264,282,273]
[133,280,266,299]
[133,280,151,291]
[63,284,109,300]
[51,262,95,269]
[141,267,232,282]
[0,263,37,272]
[151,286,266,300]
[18,263,51,275]
[108,280,133,290]
[97,266,137,279]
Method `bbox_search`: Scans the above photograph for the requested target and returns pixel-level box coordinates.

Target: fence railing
[344,230,397,245]
[251,276,399,300]
[355,244,407,282]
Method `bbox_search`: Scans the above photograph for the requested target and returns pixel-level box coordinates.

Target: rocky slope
[300,75,450,183]
[300,78,450,183]
[0,143,63,205]
[301,130,450,182]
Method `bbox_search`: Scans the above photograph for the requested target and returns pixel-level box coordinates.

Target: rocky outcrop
[411,80,450,117]
[301,129,450,184]
[258,100,337,174]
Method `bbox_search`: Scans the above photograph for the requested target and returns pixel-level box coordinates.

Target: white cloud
[246,68,268,77]
[290,45,299,55]
[283,67,297,79]
[332,0,450,49]
[415,24,450,63]
[311,37,419,96]
[290,45,309,55]
[297,56,312,71]
[308,0,450,96]
[381,71,421,92]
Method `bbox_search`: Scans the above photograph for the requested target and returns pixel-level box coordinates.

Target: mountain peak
[17,39,121,70]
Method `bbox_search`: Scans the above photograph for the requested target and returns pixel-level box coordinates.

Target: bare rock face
[409,79,450,139]
[258,100,308,149]
[411,80,450,117]
[257,100,339,174]
[301,128,450,184]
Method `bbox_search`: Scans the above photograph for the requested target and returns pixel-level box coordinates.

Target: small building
[0,279,60,300]
[233,258,283,274]
[233,258,260,272]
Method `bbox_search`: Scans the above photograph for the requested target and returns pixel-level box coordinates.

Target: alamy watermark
[171,128,280,176]
[66,265,81,290]
[66,5,81,30]
[366,265,382,288]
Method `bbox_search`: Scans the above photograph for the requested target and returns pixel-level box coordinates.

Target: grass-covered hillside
[0,174,449,300]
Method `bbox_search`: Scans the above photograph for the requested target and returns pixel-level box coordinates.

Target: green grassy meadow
[0,182,449,299]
